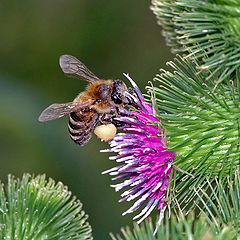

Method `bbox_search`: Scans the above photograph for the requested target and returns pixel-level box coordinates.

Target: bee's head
[111,80,129,105]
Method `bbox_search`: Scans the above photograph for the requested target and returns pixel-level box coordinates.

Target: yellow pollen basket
[94,124,117,142]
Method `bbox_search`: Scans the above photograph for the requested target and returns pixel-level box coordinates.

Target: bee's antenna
[123,73,147,112]
[123,73,144,101]
[124,91,147,112]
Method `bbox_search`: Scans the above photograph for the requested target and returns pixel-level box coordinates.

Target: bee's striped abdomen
[68,110,99,146]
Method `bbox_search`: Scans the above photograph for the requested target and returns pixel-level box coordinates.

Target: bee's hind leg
[99,113,112,124]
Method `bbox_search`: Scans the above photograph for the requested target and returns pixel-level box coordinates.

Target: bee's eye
[111,92,122,104]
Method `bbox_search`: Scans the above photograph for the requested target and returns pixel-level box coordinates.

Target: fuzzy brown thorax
[74,79,128,114]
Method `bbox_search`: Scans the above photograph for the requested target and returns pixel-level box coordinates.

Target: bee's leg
[128,87,135,95]
[99,112,128,128]
[113,107,139,127]
[99,113,113,124]
[125,89,148,112]
[112,117,128,128]
[116,106,133,116]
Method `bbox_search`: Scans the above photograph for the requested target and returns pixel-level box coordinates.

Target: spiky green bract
[110,215,233,240]
[195,169,240,238]
[0,174,92,240]
[151,0,240,83]
[146,56,240,211]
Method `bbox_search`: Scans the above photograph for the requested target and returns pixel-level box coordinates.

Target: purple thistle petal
[102,75,176,233]
[134,198,159,224]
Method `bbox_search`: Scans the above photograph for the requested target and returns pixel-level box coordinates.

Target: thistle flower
[101,74,175,232]
[147,56,240,212]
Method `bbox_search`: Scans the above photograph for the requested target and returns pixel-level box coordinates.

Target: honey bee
[38,55,133,146]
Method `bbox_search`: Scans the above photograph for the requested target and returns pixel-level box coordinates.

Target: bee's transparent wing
[59,55,100,82]
[38,101,92,122]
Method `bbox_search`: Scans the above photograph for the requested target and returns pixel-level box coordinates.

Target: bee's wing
[59,55,100,82]
[38,100,92,122]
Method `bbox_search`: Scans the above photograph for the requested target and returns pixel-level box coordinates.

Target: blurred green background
[0,1,173,239]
